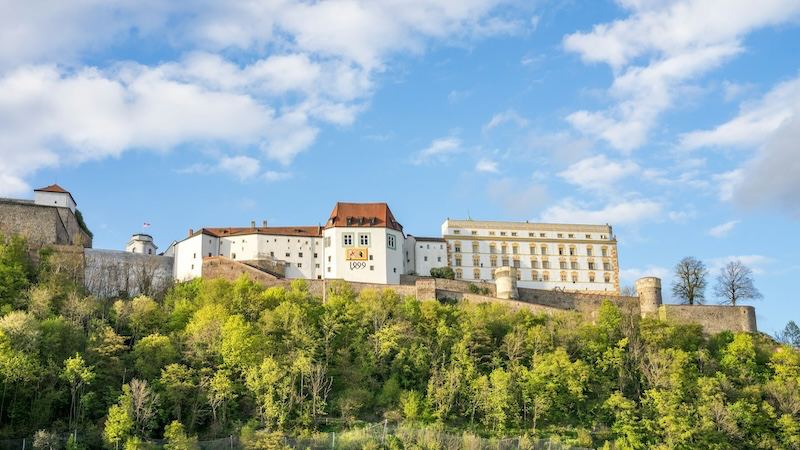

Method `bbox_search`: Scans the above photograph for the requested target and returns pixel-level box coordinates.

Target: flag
[143,223,151,228]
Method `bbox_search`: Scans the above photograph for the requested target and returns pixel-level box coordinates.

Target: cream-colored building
[441,219,619,294]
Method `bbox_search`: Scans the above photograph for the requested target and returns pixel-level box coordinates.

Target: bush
[429,267,455,280]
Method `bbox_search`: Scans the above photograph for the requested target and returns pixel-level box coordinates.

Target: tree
[775,321,800,348]
[714,260,762,306]
[429,267,455,279]
[671,257,708,305]
[164,421,199,450]
[61,353,95,431]
[132,334,177,380]
[104,403,133,450]
[0,236,34,310]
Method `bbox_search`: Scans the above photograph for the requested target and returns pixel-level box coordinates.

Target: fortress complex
[0,185,758,334]
[163,203,619,294]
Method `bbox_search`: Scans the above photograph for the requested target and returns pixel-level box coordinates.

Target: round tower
[635,277,662,317]
[126,233,158,255]
[495,266,518,300]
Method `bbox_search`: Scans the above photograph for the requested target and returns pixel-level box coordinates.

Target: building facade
[441,219,620,294]
[0,184,92,248]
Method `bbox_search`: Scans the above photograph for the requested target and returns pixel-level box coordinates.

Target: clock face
[346,248,368,261]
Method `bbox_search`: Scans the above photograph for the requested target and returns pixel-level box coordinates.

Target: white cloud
[680,76,800,150]
[219,155,261,180]
[0,0,517,190]
[708,255,773,275]
[263,170,293,182]
[483,109,528,132]
[562,0,800,151]
[412,137,462,164]
[707,219,740,238]
[475,158,499,173]
[620,265,671,284]
[539,199,662,226]
[558,155,639,191]
[487,178,549,215]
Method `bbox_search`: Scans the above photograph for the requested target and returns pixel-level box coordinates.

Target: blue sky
[1,0,798,333]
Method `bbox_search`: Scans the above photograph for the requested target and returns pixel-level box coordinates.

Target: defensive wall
[0,199,91,249]
[201,259,757,334]
[85,249,174,298]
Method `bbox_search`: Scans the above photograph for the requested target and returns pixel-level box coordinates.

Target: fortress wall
[86,249,173,298]
[203,257,281,286]
[56,208,92,247]
[456,292,568,315]
[517,287,639,314]
[0,201,63,246]
[659,304,757,334]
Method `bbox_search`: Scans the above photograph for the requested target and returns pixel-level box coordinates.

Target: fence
[0,424,591,450]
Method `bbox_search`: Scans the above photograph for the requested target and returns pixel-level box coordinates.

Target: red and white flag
[143,222,151,228]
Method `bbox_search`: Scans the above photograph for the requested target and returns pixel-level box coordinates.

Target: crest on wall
[346,248,368,261]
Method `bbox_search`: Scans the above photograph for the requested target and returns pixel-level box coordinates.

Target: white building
[34,184,77,213]
[407,235,448,277]
[126,233,158,255]
[441,219,620,294]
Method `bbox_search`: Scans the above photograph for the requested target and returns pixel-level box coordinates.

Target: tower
[495,266,519,300]
[636,277,662,317]
[126,234,158,255]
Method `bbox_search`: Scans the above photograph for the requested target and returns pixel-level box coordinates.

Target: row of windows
[451,229,609,240]
[453,268,613,283]
[453,242,610,257]
[453,256,612,270]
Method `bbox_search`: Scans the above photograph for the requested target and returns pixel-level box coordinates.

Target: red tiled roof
[325,202,403,232]
[196,226,322,238]
[34,184,76,205]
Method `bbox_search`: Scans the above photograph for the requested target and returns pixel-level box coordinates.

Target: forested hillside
[0,236,799,449]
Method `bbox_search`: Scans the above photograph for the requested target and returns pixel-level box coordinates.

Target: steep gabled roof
[325,202,403,232]
[34,184,76,205]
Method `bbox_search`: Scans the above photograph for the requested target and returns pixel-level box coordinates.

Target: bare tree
[129,379,159,436]
[671,257,708,305]
[714,260,762,306]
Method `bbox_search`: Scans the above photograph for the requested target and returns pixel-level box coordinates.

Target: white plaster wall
[173,234,206,281]
[322,227,402,284]
[34,191,75,212]
[414,241,447,277]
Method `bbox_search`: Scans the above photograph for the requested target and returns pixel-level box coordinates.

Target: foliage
[429,266,455,280]
[74,209,93,239]
[0,243,796,448]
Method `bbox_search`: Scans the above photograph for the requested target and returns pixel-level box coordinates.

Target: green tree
[104,403,134,450]
[62,353,95,431]
[164,421,199,450]
[132,333,177,380]
[0,236,34,311]
[429,267,455,279]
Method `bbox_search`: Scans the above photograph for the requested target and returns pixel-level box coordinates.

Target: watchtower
[495,266,519,300]
[636,277,662,317]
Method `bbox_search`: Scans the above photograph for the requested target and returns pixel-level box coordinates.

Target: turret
[126,234,157,255]
[495,266,518,300]
[636,277,662,317]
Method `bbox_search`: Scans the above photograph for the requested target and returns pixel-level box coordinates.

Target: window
[343,233,354,246]
[501,244,507,254]
[531,259,539,269]
[512,245,518,254]
[588,262,595,270]
[531,270,539,281]
[489,231,496,236]
[585,234,591,239]
[541,245,547,255]
[314,253,318,258]
[513,259,520,268]
[298,252,303,258]
[270,251,274,257]
[328,256,331,262]
[604,273,611,283]
[516,270,521,280]
[542,260,550,269]
[571,262,579,270]
[558,247,564,256]
[491,270,496,280]
[454,245,461,253]
[472,242,479,252]
[604,262,612,271]
[539,233,545,238]
[370,265,374,271]
[191,264,194,270]
[455,257,462,267]
[208,252,211,257]
[489,244,497,254]
[232,253,236,259]
[286,252,291,257]
[455,269,463,279]
[473,269,481,279]
[560,261,567,269]
[359,233,370,246]
[572,272,578,283]
[324,236,331,247]
[502,257,509,266]
[148,249,152,255]
[557,233,563,238]
[471,230,478,235]
[424,256,428,261]
[589,273,595,282]
[327,267,331,272]
[453,230,461,234]
[500,231,506,236]
[369,255,373,260]
[297,263,302,268]
[601,247,608,257]
[530,245,536,254]
[529,233,535,237]
[569,247,575,256]
[601,234,607,239]
[511,232,517,237]
[587,247,593,256]
[560,272,567,282]
[473,256,480,266]
[490,256,497,267]
[193,253,196,259]
[568,234,574,238]
[393,268,397,273]
[387,234,396,249]
[543,272,550,281]
[315,263,320,268]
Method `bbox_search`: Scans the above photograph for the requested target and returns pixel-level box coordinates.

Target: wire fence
[0,423,591,450]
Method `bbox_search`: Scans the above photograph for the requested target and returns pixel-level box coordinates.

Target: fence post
[21,438,25,450]
[382,419,387,445]
[229,434,233,450]
[331,431,335,449]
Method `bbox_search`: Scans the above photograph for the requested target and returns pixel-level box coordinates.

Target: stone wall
[457,292,569,315]
[0,200,91,248]
[202,257,281,286]
[659,305,756,334]
[85,249,173,298]
[518,287,640,315]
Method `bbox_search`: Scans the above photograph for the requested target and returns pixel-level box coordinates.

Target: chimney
[262,220,268,227]
[188,228,194,236]
[251,220,256,228]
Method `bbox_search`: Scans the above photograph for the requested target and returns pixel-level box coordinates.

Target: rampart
[85,249,173,298]
[0,199,92,248]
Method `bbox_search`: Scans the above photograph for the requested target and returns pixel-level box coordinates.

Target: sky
[1,0,798,334]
